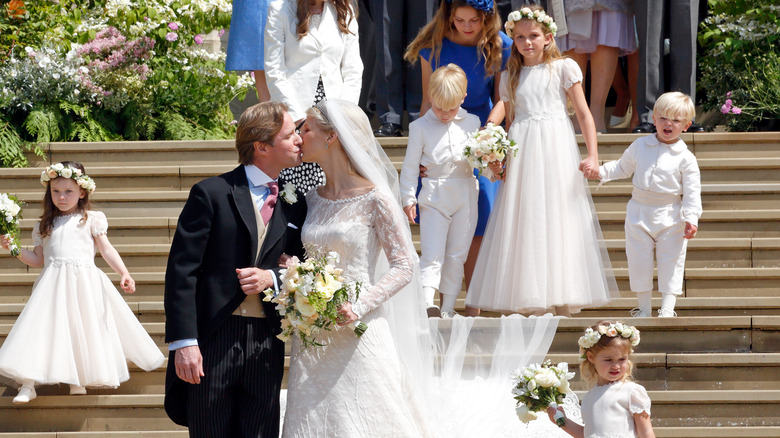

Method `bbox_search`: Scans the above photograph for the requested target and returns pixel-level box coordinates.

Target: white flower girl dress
[0,212,164,388]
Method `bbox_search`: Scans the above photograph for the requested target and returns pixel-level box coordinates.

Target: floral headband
[505,7,558,37]
[577,322,640,359]
[40,163,97,193]
[447,0,494,13]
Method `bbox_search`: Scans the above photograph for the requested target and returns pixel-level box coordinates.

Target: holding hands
[580,155,599,180]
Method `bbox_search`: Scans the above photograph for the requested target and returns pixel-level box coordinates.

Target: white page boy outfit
[400,109,480,306]
[599,134,701,301]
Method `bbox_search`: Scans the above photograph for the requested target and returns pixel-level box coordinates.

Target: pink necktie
[260,182,278,225]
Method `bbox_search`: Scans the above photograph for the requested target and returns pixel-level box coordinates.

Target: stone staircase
[0,132,778,437]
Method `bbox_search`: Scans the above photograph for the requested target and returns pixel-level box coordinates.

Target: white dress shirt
[599,134,702,225]
[400,108,481,207]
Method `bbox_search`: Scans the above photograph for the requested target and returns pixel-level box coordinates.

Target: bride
[282,99,575,437]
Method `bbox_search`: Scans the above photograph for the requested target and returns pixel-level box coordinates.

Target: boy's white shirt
[599,134,702,226]
[399,108,481,207]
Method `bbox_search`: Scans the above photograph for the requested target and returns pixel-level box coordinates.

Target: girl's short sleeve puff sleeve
[89,211,108,236]
[629,383,652,416]
[32,222,43,247]
[499,70,511,102]
[560,58,583,90]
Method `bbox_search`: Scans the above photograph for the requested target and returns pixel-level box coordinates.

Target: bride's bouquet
[512,360,575,426]
[0,193,23,257]
[263,249,367,349]
[463,123,518,177]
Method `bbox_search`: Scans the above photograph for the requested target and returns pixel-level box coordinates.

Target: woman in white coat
[265,0,363,193]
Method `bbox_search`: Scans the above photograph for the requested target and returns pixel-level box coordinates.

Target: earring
[324,141,329,149]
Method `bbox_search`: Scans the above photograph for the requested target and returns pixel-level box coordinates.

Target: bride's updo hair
[306,100,335,134]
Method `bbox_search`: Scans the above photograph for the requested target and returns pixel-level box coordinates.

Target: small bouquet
[0,193,23,257]
[463,123,518,177]
[263,249,367,348]
[512,360,575,426]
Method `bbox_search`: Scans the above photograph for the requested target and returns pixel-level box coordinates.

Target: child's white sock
[637,290,652,313]
[423,286,437,308]
[440,293,457,315]
[660,293,677,313]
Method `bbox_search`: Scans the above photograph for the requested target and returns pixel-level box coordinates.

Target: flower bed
[1,0,252,167]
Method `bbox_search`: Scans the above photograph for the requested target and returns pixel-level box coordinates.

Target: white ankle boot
[13,383,36,404]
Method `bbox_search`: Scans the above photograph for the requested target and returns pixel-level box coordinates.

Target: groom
[164,102,307,437]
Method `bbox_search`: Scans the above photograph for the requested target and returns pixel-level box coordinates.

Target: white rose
[621,328,633,338]
[509,11,522,22]
[61,168,73,178]
[51,163,63,172]
[534,369,559,388]
[294,296,317,317]
[526,378,537,391]
[558,377,571,393]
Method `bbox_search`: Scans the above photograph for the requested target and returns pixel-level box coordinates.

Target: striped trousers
[187,316,284,438]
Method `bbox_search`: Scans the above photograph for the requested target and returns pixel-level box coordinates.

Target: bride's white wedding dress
[282,188,432,437]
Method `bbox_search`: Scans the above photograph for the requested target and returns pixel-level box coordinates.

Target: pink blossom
[218,29,225,37]
[721,99,733,114]
[165,32,178,42]
[726,91,732,98]
[732,106,742,115]
[194,34,204,45]
[168,22,179,30]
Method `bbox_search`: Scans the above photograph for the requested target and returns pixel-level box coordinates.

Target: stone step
[550,316,780,354]
[546,352,780,391]
[2,266,778,302]
[42,141,236,167]
[2,315,779,354]
[1,389,778,431]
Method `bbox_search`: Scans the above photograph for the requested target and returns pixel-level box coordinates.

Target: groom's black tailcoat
[164,165,306,434]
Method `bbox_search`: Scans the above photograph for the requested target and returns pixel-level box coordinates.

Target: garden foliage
[1,0,253,167]
[699,0,780,131]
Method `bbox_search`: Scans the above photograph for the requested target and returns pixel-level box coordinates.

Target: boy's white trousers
[418,177,478,297]
[625,188,688,296]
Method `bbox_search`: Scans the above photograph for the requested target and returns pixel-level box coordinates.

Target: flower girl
[0,161,164,403]
[549,320,656,438]
[465,6,618,315]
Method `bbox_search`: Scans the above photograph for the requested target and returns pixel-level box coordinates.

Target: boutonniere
[280,182,298,204]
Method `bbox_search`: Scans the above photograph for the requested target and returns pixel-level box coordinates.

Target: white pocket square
[287,223,299,230]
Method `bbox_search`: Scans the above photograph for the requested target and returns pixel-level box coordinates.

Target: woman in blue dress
[406,0,511,316]
[225,0,272,101]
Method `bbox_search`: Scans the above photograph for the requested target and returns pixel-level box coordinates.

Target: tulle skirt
[0,263,164,387]
[556,10,637,56]
[466,117,619,314]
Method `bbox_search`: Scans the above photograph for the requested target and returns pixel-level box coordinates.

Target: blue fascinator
[447,0,495,13]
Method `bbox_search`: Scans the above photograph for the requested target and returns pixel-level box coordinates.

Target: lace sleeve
[560,58,583,90]
[351,192,416,318]
[32,222,42,247]
[499,70,511,102]
[89,210,108,236]
[629,383,652,416]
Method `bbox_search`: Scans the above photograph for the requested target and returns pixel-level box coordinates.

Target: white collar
[244,165,275,188]
[423,107,469,124]
[647,134,687,152]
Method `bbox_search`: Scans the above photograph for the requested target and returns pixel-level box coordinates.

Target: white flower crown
[577,322,640,359]
[40,163,97,193]
[505,7,558,37]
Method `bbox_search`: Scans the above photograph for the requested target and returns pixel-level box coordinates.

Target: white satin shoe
[69,385,87,395]
[13,384,36,404]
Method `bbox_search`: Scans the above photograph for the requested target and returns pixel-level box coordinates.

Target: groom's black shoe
[373,122,402,137]
[631,122,656,133]
[686,122,705,132]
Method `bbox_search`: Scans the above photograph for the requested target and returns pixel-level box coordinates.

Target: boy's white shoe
[630,307,652,318]
[69,385,87,395]
[658,308,677,318]
[13,385,36,404]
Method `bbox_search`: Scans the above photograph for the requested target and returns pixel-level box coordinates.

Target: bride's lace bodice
[302,188,416,318]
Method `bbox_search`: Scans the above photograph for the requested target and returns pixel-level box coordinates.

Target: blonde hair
[429,64,468,110]
[405,0,503,78]
[504,5,563,121]
[235,102,288,165]
[653,91,696,123]
[579,320,635,387]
